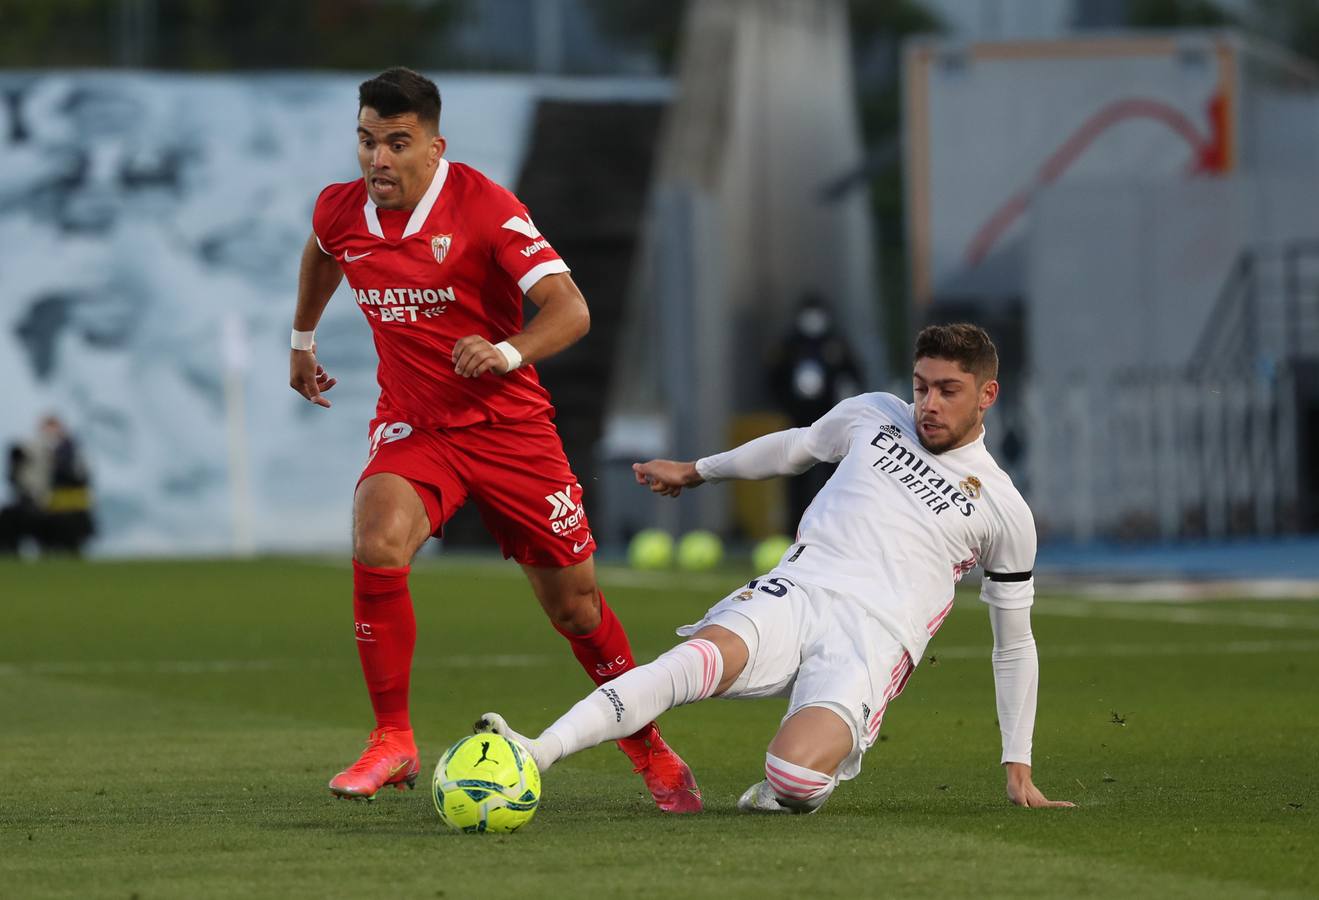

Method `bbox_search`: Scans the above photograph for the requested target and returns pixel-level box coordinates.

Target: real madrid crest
[431,233,452,265]
[959,475,983,499]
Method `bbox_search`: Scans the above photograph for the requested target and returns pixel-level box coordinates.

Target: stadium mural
[0,72,541,555]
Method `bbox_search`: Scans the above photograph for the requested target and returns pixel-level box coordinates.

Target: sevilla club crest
[431,233,452,265]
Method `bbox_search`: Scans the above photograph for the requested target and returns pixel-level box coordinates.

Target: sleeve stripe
[517,258,570,294]
[985,570,1033,583]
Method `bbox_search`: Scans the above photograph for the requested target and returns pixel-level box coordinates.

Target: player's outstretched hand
[1004,762,1075,809]
[633,459,703,498]
[290,347,336,408]
[452,335,509,378]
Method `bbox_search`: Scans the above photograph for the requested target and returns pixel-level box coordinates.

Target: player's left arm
[452,190,587,378]
[451,272,589,378]
[982,500,1075,809]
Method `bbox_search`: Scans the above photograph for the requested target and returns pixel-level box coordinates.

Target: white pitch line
[290,555,745,592]
[595,568,741,592]
[287,556,1319,605]
[1045,579,1319,602]
[926,639,1319,660]
[1033,599,1319,631]
[0,654,551,678]
[3,639,1316,680]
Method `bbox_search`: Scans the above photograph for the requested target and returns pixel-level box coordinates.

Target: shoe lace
[348,729,405,772]
[623,735,687,786]
[628,746,652,775]
[642,744,686,783]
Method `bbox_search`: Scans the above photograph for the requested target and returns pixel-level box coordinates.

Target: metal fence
[1021,367,1303,542]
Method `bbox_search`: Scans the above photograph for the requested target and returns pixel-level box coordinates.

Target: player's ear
[430,133,446,165]
[979,378,999,412]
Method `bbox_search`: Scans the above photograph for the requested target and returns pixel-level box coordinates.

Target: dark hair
[913,323,999,383]
[358,67,441,130]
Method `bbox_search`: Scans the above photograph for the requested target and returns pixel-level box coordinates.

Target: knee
[353,524,413,569]
[764,752,837,814]
[545,584,601,635]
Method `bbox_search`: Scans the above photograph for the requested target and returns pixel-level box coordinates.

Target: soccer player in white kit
[478,324,1073,812]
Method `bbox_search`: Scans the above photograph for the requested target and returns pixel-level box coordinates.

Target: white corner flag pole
[220,312,255,558]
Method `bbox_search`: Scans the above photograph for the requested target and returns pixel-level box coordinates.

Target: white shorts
[676,572,915,781]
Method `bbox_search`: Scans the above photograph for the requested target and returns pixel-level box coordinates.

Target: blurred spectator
[768,294,862,526]
[0,415,95,556]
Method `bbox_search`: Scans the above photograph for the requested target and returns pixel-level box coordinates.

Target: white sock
[478,716,565,774]
[534,639,724,770]
[763,752,836,812]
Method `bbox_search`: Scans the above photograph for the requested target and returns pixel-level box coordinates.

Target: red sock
[554,592,652,741]
[352,560,415,732]
[555,591,636,687]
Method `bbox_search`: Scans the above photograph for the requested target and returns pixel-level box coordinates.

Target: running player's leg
[520,557,634,686]
[351,472,434,726]
[478,623,748,771]
[460,422,629,686]
[331,421,465,800]
[328,472,436,800]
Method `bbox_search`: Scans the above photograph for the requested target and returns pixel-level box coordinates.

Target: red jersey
[312,160,570,429]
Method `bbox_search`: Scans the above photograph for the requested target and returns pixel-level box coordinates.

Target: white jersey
[696,392,1036,661]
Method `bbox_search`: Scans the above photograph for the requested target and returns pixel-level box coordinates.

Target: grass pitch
[2,557,1316,898]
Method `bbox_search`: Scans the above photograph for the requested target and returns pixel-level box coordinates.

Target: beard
[916,416,976,454]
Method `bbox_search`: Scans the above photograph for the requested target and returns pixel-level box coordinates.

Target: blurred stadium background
[3,1,1319,896]
[0,0,1314,569]
[4,0,1319,580]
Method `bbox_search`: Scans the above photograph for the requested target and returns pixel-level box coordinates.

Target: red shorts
[357,415,595,568]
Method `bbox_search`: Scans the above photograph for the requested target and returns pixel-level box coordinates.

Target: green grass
[1,557,1317,898]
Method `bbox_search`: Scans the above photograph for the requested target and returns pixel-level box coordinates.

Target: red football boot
[328,727,420,801]
[617,723,702,813]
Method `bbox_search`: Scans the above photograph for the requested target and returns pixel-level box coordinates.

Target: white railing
[1020,368,1301,541]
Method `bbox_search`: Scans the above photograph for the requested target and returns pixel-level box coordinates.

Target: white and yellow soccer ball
[676,530,723,571]
[432,733,541,834]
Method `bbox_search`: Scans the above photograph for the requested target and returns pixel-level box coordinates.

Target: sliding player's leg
[520,558,703,812]
[738,706,853,813]
[477,623,747,775]
[739,588,915,814]
[477,574,813,806]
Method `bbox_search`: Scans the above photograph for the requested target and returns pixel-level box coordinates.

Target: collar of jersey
[363,157,449,241]
[941,424,988,458]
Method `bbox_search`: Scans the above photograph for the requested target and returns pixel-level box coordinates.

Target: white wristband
[494,340,522,372]
[291,329,315,351]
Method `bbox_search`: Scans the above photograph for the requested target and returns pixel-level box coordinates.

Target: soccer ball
[752,534,793,573]
[432,733,541,834]
[676,530,723,571]
[628,528,674,570]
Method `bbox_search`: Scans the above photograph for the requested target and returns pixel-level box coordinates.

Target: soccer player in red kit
[288,67,700,811]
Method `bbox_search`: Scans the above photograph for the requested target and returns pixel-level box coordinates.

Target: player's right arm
[633,396,865,497]
[289,232,343,408]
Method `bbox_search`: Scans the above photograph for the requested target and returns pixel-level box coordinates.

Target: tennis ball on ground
[628,529,674,570]
[676,530,723,571]
[752,534,793,573]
